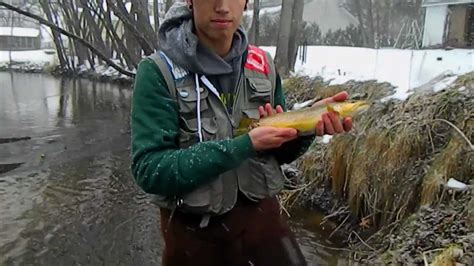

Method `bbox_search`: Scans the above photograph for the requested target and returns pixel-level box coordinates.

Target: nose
[214,0,230,14]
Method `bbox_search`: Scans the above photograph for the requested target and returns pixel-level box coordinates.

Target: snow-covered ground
[261,46,473,100]
[2,45,472,99]
[0,50,56,65]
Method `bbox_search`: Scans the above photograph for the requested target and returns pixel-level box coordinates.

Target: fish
[235,101,369,136]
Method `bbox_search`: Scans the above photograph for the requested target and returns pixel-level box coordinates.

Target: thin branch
[350,231,377,252]
[0,2,135,78]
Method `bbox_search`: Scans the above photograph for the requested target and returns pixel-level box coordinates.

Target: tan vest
[148,46,286,218]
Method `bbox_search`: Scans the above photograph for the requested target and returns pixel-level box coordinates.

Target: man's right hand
[249,126,297,151]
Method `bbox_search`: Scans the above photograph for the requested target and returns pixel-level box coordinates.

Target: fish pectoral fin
[235,118,258,136]
[326,105,340,116]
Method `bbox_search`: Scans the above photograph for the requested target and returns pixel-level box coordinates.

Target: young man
[131,0,352,265]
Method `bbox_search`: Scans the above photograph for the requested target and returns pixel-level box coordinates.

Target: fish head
[328,101,370,118]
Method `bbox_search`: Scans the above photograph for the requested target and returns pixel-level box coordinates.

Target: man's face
[188,0,247,42]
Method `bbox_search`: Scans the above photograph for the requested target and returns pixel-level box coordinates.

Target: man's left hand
[312,91,353,136]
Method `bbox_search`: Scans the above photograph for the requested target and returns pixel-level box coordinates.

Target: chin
[209,30,234,41]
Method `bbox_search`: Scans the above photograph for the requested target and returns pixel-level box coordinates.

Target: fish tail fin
[234,118,258,136]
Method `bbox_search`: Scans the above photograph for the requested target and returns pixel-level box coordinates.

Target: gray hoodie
[158,3,248,112]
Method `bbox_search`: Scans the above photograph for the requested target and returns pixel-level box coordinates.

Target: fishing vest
[148,46,286,219]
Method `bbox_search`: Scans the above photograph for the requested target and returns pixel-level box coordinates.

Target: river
[0,72,348,265]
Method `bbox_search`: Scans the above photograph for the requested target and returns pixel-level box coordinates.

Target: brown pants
[160,195,307,266]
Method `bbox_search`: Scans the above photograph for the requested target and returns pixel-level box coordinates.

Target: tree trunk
[134,0,158,51]
[366,0,375,48]
[288,0,304,72]
[275,0,295,76]
[39,0,69,69]
[153,0,160,38]
[354,0,367,47]
[79,0,110,58]
[94,1,136,67]
[106,0,155,55]
[248,0,260,45]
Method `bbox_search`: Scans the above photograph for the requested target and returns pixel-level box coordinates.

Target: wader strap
[148,52,177,101]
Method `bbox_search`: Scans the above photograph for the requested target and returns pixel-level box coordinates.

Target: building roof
[0,27,40,37]
[422,0,474,7]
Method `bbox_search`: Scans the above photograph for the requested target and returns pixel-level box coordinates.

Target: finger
[329,112,344,133]
[258,106,265,118]
[331,91,349,102]
[343,117,353,132]
[276,105,284,113]
[315,120,324,136]
[323,113,335,135]
[275,128,297,138]
[265,103,273,116]
[313,91,349,107]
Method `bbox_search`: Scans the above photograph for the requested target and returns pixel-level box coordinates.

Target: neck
[196,30,233,57]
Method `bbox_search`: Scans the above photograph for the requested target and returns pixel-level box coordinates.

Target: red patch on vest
[245,45,270,76]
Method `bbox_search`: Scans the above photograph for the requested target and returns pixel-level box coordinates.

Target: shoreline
[0,63,133,85]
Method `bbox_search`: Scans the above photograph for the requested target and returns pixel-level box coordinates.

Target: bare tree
[153,0,160,37]
[39,0,70,69]
[275,0,295,76]
[248,0,260,45]
[0,1,134,77]
[288,0,304,73]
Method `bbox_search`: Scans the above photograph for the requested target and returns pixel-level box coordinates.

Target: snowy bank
[0,49,56,66]
[261,46,473,100]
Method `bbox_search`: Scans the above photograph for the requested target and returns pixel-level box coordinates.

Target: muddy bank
[282,72,473,264]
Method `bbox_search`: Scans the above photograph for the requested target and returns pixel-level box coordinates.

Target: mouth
[210,19,233,28]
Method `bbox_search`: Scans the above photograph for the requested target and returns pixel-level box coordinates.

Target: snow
[0,50,55,65]
[446,178,468,191]
[433,75,458,92]
[260,46,473,101]
[0,27,40,37]
[322,135,333,144]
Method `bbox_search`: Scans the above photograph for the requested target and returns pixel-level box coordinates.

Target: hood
[157,3,248,76]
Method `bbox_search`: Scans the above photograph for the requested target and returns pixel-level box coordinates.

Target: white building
[422,0,474,48]
[247,0,358,34]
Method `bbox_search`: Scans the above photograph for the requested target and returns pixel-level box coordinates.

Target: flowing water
[0,72,349,265]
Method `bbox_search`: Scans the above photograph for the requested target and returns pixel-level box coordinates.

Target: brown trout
[236,101,369,136]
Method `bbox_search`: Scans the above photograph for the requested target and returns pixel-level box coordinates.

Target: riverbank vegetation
[281,72,473,264]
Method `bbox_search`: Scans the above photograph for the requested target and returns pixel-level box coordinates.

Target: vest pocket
[238,155,285,200]
[248,77,272,103]
[177,85,210,115]
[181,184,212,213]
[178,116,219,147]
[201,117,218,141]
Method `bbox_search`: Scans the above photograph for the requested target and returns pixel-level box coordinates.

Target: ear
[186,0,192,7]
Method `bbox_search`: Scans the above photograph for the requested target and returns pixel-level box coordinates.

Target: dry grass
[429,245,464,266]
[289,72,474,227]
[283,77,396,109]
